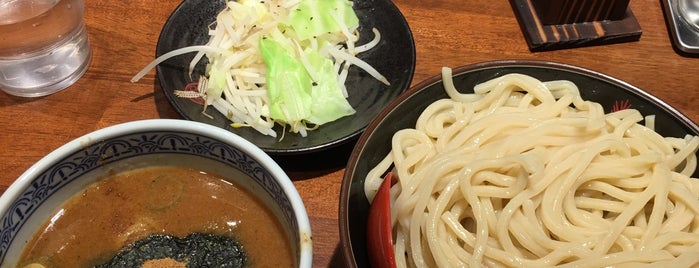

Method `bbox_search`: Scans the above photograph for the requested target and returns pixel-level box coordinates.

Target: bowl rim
[0,119,313,268]
[338,59,699,267]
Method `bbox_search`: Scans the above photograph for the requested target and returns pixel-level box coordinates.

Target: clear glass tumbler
[0,0,92,97]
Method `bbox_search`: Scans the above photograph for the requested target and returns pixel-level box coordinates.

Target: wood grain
[0,0,697,267]
[510,0,642,51]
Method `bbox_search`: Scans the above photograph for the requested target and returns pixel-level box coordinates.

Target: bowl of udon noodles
[339,60,699,267]
[0,119,312,267]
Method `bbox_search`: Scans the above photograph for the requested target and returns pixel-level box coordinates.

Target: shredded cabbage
[131,0,387,138]
[289,0,359,41]
[259,35,313,125]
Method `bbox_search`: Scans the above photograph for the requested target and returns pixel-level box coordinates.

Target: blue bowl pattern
[0,122,302,264]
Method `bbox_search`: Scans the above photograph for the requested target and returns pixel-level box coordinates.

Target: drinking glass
[0,0,92,97]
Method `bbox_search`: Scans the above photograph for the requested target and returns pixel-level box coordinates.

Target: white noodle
[365,68,699,267]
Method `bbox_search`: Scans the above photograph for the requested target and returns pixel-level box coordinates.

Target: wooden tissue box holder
[509,0,642,51]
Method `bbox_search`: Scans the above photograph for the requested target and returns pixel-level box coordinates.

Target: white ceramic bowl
[0,119,312,267]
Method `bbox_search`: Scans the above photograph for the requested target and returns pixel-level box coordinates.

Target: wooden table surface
[1,0,697,267]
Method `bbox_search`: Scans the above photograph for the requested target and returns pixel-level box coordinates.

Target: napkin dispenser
[510,0,642,51]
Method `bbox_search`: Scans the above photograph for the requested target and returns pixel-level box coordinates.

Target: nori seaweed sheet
[96,233,247,268]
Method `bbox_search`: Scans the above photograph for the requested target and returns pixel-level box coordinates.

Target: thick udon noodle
[364,68,699,267]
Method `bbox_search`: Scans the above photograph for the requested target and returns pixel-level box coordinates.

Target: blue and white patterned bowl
[0,119,313,267]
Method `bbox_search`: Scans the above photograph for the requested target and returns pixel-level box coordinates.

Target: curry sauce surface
[18,166,294,267]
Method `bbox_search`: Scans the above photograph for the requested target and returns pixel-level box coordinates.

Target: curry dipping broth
[17,166,294,267]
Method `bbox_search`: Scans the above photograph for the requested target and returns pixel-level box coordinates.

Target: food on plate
[132,0,388,138]
[17,166,293,267]
[364,67,699,267]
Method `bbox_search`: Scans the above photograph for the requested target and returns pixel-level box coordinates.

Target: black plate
[154,0,415,155]
[339,60,699,267]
